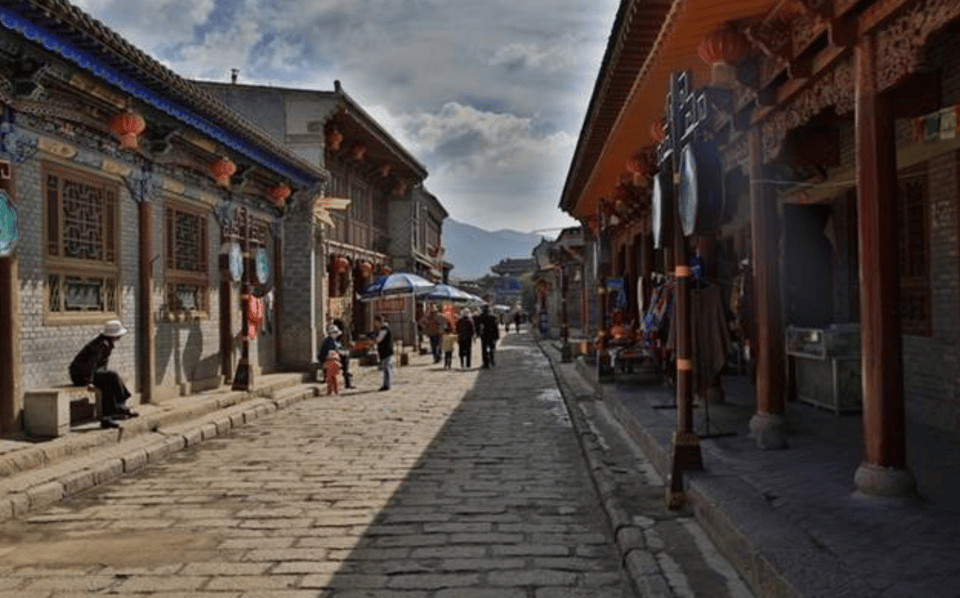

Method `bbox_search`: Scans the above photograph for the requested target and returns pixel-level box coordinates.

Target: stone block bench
[23,386,101,438]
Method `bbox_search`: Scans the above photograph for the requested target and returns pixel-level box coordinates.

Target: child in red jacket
[324,351,341,395]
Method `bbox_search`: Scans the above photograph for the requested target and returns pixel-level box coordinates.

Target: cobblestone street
[0,331,753,597]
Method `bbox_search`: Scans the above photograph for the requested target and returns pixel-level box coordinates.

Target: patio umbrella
[360,271,434,299]
[360,272,434,347]
[417,283,473,303]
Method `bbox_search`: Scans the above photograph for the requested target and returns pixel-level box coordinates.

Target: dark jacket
[456,315,475,341]
[375,324,394,359]
[477,312,500,342]
[69,335,114,386]
[318,336,341,363]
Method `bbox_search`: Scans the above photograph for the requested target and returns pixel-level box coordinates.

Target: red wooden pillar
[138,199,154,404]
[852,33,915,497]
[747,128,787,448]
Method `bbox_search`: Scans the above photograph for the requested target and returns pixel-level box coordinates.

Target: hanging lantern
[209,156,237,186]
[267,182,291,206]
[650,119,666,143]
[393,180,408,196]
[698,27,751,65]
[355,260,373,279]
[378,163,392,178]
[625,152,652,177]
[325,126,343,151]
[331,255,350,275]
[350,143,367,161]
[109,109,146,150]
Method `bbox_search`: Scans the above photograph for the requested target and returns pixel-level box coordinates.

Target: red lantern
[350,143,367,161]
[209,157,237,186]
[378,163,392,177]
[625,152,652,177]
[331,255,349,275]
[650,119,666,143]
[393,180,408,196]
[267,182,291,206]
[109,109,146,149]
[698,27,751,65]
[325,127,343,151]
[356,260,373,279]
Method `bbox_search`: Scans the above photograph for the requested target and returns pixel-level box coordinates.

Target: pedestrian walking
[441,327,457,370]
[419,305,446,363]
[456,308,475,368]
[371,314,393,391]
[69,320,138,429]
[513,310,522,334]
[477,305,500,368]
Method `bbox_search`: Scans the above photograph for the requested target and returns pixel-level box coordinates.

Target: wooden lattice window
[165,202,209,316]
[44,164,119,321]
[897,164,930,336]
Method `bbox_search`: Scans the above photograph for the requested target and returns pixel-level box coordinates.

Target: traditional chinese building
[197,80,442,356]
[561,0,960,505]
[531,227,587,342]
[0,0,328,434]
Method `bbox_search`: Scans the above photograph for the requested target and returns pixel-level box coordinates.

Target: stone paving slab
[0,331,764,597]
[565,346,960,598]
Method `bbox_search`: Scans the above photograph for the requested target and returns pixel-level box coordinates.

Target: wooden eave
[332,84,429,184]
[1,0,326,185]
[561,0,781,222]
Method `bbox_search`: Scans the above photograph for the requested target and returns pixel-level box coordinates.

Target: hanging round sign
[228,241,243,283]
[650,169,671,249]
[254,247,270,285]
[678,139,725,237]
[0,190,19,258]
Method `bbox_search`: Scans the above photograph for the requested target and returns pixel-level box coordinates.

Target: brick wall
[153,202,227,399]
[281,217,319,368]
[896,30,960,432]
[16,157,139,398]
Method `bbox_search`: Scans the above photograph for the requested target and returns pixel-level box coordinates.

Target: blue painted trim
[0,7,318,187]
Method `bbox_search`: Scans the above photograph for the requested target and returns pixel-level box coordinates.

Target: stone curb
[536,340,674,598]
[0,382,322,523]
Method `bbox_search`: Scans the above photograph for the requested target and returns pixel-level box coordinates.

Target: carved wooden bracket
[759,56,853,163]
[875,0,960,93]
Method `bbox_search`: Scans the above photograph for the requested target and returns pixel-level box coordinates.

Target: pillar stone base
[749,411,788,450]
[853,462,917,499]
[666,431,703,510]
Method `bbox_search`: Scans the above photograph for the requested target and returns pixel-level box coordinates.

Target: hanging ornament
[267,182,291,206]
[109,108,146,150]
[209,156,237,186]
[698,27,751,65]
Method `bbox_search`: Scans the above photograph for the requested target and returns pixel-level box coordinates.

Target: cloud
[71,0,216,49]
[67,0,618,232]
[383,103,577,230]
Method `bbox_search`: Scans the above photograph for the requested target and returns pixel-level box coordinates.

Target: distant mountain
[444,219,545,281]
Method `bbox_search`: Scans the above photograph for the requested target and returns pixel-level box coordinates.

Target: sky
[70,0,620,235]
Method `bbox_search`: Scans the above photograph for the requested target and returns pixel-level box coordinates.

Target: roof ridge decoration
[0,1,325,187]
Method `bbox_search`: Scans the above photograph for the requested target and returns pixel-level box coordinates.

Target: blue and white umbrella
[360,272,434,299]
[417,283,473,303]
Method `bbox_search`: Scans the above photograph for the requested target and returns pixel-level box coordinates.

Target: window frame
[164,199,211,320]
[42,162,121,325]
[896,163,931,337]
